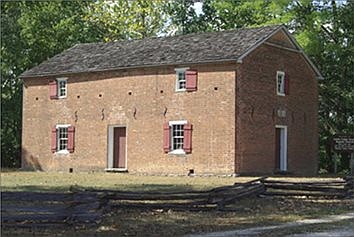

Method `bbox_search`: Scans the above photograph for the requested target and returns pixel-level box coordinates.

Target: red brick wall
[22,63,237,175]
[22,39,319,176]
[236,44,318,175]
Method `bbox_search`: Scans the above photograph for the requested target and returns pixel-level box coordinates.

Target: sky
[193,2,203,16]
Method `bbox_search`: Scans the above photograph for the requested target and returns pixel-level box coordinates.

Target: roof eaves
[279,26,324,80]
[19,43,84,79]
[236,25,324,80]
[19,58,238,79]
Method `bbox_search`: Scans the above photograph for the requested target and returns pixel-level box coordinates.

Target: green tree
[315,1,354,173]
[1,2,24,167]
[164,0,201,34]
[1,1,98,167]
[166,0,353,173]
[1,0,167,168]
[85,0,168,40]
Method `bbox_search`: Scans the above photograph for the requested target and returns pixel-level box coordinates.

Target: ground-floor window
[163,120,192,154]
[170,121,186,152]
[51,124,75,153]
[57,126,69,152]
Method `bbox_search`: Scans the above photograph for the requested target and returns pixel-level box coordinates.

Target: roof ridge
[74,24,283,47]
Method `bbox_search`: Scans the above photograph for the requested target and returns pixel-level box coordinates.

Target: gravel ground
[185,212,354,237]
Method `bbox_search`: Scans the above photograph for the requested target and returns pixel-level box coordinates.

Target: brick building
[20,25,322,175]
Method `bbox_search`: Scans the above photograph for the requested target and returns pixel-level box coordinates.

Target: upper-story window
[49,77,68,99]
[276,71,285,96]
[175,68,188,91]
[57,78,67,98]
[174,68,198,92]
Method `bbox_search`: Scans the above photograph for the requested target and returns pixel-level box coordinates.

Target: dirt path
[185,212,354,237]
[287,227,354,237]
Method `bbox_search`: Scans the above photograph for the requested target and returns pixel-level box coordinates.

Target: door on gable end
[107,126,127,170]
[275,126,287,172]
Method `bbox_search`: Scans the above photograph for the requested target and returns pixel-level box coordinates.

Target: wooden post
[333,153,338,174]
[350,153,354,176]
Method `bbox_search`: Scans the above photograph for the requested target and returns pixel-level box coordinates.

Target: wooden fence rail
[1,191,107,229]
[101,177,266,211]
[261,176,353,199]
[2,176,353,229]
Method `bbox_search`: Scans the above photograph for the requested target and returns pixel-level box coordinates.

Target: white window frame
[57,77,68,98]
[175,68,189,92]
[56,124,70,154]
[168,120,187,154]
[276,71,285,96]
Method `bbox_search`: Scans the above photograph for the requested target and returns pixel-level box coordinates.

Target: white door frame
[106,125,127,171]
[276,125,287,171]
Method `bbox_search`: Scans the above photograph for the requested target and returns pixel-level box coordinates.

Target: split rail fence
[1,176,353,229]
[261,176,353,199]
[1,191,108,229]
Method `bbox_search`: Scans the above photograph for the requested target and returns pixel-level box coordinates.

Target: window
[175,68,188,91]
[57,126,68,151]
[174,68,198,92]
[51,124,75,153]
[49,78,68,99]
[57,78,67,98]
[169,120,187,154]
[276,71,285,96]
[163,120,192,154]
[172,123,184,151]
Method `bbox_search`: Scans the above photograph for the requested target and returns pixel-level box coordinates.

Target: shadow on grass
[1,183,199,193]
[2,185,354,237]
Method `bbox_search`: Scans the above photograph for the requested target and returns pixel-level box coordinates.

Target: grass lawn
[1,171,255,192]
[1,171,353,237]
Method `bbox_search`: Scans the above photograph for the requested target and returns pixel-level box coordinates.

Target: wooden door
[275,127,287,172]
[113,127,126,168]
[275,128,281,170]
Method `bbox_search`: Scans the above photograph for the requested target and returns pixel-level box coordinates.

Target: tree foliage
[85,0,168,40]
[1,0,167,167]
[165,0,353,173]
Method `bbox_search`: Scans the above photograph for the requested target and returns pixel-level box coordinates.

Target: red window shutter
[163,122,170,153]
[49,81,58,99]
[186,70,198,92]
[51,126,57,153]
[68,126,75,153]
[285,74,289,95]
[183,123,193,154]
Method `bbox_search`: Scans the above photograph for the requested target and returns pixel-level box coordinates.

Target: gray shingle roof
[20,25,282,78]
